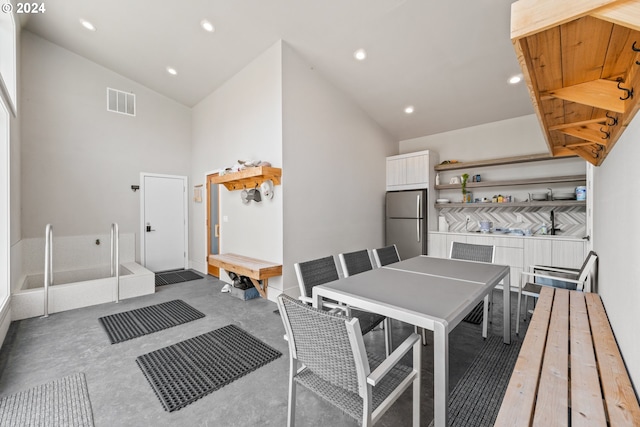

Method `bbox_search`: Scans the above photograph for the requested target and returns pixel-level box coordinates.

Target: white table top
[313,255,510,333]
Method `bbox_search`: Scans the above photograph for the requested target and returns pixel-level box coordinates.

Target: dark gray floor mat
[155,270,204,286]
[136,324,282,412]
[98,300,205,344]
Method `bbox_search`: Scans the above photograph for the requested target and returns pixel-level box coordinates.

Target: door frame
[139,172,189,271]
[206,171,221,276]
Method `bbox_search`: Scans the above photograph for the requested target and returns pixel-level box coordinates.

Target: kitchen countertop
[430,230,587,242]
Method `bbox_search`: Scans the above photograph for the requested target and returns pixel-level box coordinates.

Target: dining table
[312,255,511,427]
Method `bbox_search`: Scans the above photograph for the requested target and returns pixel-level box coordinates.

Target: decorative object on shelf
[576,186,586,201]
[435,173,440,186]
[461,173,470,203]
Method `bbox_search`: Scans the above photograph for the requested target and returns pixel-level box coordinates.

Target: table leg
[503,272,511,344]
[433,322,449,427]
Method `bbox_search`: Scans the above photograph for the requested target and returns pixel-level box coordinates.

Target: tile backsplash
[436,206,586,237]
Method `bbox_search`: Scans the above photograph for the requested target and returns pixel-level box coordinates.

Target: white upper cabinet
[386,150,438,191]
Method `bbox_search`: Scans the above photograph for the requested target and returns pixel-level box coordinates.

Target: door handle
[416,195,421,242]
[214,224,220,238]
[146,222,156,232]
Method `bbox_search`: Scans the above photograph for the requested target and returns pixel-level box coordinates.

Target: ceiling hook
[605,112,618,127]
[599,127,610,140]
[616,78,634,101]
[633,41,640,65]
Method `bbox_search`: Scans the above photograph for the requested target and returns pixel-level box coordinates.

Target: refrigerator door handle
[416,195,421,242]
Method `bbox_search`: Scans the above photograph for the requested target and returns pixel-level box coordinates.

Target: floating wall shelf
[210,166,282,191]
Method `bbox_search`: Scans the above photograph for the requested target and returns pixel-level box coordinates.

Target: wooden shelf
[210,166,282,191]
[435,200,586,209]
[435,174,586,190]
[434,153,577,171]
[511,0,640,166]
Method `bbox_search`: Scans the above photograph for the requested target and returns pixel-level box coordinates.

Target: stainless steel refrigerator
[385,190,428,260]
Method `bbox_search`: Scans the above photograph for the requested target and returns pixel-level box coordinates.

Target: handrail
[110,223,120,303]
[43,224,53,318]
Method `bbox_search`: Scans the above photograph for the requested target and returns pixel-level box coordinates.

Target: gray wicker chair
[517,251,598,331]
[339,249,374,277]
[277,294,421,427]
[449,241,495,339]
[372,244,400,268]
[294,256,387,337]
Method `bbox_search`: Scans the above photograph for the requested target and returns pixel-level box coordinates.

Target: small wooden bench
[495,287,640,426]
[208,253,282,299]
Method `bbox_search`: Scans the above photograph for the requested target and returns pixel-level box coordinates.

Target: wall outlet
[223,215,229,222]
[516,213,524,222]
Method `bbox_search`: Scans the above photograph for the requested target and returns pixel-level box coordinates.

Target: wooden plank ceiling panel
[511,0,640,166]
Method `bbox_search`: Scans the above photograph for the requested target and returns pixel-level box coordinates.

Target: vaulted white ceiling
[22,0,534,141]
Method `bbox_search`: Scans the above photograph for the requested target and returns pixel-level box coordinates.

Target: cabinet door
[523,239,552,269]
[551,240,586,269]
[428,233,447,258]
[405,154,429,186]
[386,158,405,189]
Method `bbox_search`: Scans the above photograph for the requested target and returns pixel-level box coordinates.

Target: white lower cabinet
[428,233,447,258]
[551,240,587,268]
[431,232,586,289]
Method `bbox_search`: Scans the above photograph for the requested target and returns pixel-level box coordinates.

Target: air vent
[107,87,135,116]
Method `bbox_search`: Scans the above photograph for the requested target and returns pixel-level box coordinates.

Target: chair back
[373,244,400,268]
[339,249,373,277]
[294,256,340,299]
[450,241,495,263]
[577,251,598,285]
[277,294,367,397]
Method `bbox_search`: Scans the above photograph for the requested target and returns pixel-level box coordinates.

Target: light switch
[223,216,229,222]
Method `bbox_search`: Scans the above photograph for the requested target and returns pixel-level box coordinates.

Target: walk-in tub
[12,233,155,320]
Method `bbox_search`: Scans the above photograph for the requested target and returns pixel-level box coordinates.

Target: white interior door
[141,173,188,272]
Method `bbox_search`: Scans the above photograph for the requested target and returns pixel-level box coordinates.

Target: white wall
[190,41,283,296]
[20,32,191,251]
[592,116,640,389]
[400,114,548,159]
[281,42,395,294]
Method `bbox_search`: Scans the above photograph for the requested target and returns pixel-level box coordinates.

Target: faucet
[547,188,553,201]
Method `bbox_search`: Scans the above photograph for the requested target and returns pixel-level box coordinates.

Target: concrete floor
[0,275,528,426]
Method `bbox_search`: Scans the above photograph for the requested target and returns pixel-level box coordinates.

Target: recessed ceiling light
[200,19,215,32]
[79,19,96,31]
[353,48,367,61]
[404,105,415,114]
[509,74,523,84]
[166,67,178,76]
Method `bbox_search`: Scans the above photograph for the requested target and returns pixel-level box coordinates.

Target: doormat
[136,324,282,412]
[155,269,204,286]
[0,373,94,427]
[462,301,484,324]
[428,335,523,427]
[98,300,205,344]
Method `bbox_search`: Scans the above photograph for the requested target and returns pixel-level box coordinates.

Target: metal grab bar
[110,223,120,303]
[43,224,53,318]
